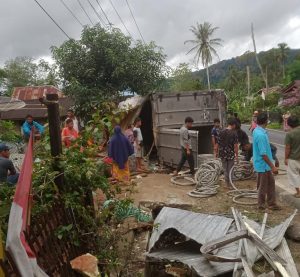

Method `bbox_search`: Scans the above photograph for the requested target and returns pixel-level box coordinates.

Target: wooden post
[0,229,4,277]
[40,94,64,190]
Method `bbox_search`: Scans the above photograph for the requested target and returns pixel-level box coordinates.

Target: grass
[267,122,282,130]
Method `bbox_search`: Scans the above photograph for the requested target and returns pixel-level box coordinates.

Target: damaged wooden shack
[119,90,227,168]
[145,207,298,276]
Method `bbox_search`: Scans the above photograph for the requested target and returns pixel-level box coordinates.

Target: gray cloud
[1,0,300,67]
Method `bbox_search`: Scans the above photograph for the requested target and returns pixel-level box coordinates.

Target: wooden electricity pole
[39,93,64,190]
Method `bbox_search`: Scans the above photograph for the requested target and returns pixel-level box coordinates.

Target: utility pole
[246,66,250,97]
[39,93,64,190]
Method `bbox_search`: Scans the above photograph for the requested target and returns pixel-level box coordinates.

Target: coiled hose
[228,161,257,205]
[188,160,222,198]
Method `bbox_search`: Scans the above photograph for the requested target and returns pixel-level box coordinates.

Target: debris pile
[146,207,298,276]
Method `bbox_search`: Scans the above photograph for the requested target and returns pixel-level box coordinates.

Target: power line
[87,0,106,25]
[95,0,112,26]
[60,0,84,27]
[76,0,94,25]
[125,0,145,43]
[109,0,132,36]
[33,0,71,39]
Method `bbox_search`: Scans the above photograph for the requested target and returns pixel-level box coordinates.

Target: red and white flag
[6,131,48,276]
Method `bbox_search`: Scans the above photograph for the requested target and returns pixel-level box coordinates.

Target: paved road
[241,124,286,162]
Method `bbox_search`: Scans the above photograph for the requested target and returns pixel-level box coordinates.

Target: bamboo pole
[0,229,4,277]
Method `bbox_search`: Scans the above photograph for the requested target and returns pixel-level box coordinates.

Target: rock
[286,223,300,241]
[70,253,99,277]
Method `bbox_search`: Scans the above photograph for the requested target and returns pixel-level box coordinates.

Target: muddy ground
[115,173,300,276]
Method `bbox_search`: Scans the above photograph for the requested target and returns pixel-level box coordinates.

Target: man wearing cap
[0,144,19,185]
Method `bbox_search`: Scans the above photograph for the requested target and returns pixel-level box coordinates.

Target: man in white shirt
[66,109,79,133]
[133,117,144,172]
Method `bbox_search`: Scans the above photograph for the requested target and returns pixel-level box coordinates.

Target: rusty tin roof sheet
[11,86,64,101]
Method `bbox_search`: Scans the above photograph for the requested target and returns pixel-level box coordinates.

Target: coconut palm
[278,42,289,79]
[185,22,223,90]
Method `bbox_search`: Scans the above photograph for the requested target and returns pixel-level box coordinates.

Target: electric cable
[33,0,71,39]
[60,0,84,27]
[109,0,132,36]
[76,0,94,25]
[125,0,145,43]
[96,0,112,26]
[87,0,106,25]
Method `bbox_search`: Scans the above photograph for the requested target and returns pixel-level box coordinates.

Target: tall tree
[278,42,289,79]
[169,63,202,91]
[52,25,166,119]
[185,22,222,90]
[3,57,58,95]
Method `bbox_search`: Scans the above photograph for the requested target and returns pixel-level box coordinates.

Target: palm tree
[185,22,223,90]
[278,42,289,79]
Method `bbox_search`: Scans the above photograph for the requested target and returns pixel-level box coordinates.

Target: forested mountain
[193,48,300,84]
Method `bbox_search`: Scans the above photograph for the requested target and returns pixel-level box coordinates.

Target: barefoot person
[253,113,280,210]
[174,117,195,176]
[133,117,144,172]
[285,116,300,198]
[61,118,79,148]
[108,126,134,183]
[216,118,238,188]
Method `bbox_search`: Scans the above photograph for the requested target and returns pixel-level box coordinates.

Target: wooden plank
[232,208,252,277]
[242,258,255,277]
[0,230,4,277]
[276,239,299,277]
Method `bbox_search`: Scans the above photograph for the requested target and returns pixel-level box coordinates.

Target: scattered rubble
[70,253,99,277]
[146,206,298,276]
[286,223,300,242]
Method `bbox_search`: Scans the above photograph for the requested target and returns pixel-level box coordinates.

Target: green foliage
[0,186,15,240]
[286,59,300,82]
[185,21,223,89]
[52,25,166,119]
[0,120,21,142]
[2,57,59,95]
[267,122,282,129]
[167,63,203,91]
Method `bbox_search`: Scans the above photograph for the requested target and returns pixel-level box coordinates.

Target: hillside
[193,48,300,84]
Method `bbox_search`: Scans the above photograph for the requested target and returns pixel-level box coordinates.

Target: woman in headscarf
[108,126,134,183]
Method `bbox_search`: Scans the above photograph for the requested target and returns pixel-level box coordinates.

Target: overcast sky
[1,0,300,68]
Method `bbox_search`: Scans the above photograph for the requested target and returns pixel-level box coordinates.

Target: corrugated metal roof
[0,97,73,120]
[147,208,297,276]
[148,207,233,251]
[11,86,64,101]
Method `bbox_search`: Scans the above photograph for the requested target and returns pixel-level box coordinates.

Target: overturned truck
[120,90,227,168]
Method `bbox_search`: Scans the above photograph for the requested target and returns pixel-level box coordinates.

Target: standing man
[249,111,259,132]
[211,118,221,157]
[285,116,300,198]
[174,117,195,176]
[216,118,239,188]
[234,113,241,128]
[22,114,45,141]
[253,113,280,210]
[133,117,144,172]
[0,144,19,185]
[66,109,80,133]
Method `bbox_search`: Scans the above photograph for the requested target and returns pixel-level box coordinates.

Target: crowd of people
[174,110,300,210]
[1,107,300,208]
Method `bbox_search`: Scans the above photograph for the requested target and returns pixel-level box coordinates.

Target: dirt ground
[116,172,300,275]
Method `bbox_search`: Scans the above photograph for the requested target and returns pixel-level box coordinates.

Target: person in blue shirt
[22,114,45,141]
[253,113,280,211]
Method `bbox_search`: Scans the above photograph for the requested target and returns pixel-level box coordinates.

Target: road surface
[242,124,286,163]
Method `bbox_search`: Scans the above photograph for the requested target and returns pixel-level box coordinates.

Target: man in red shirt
[61,118,79,148]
